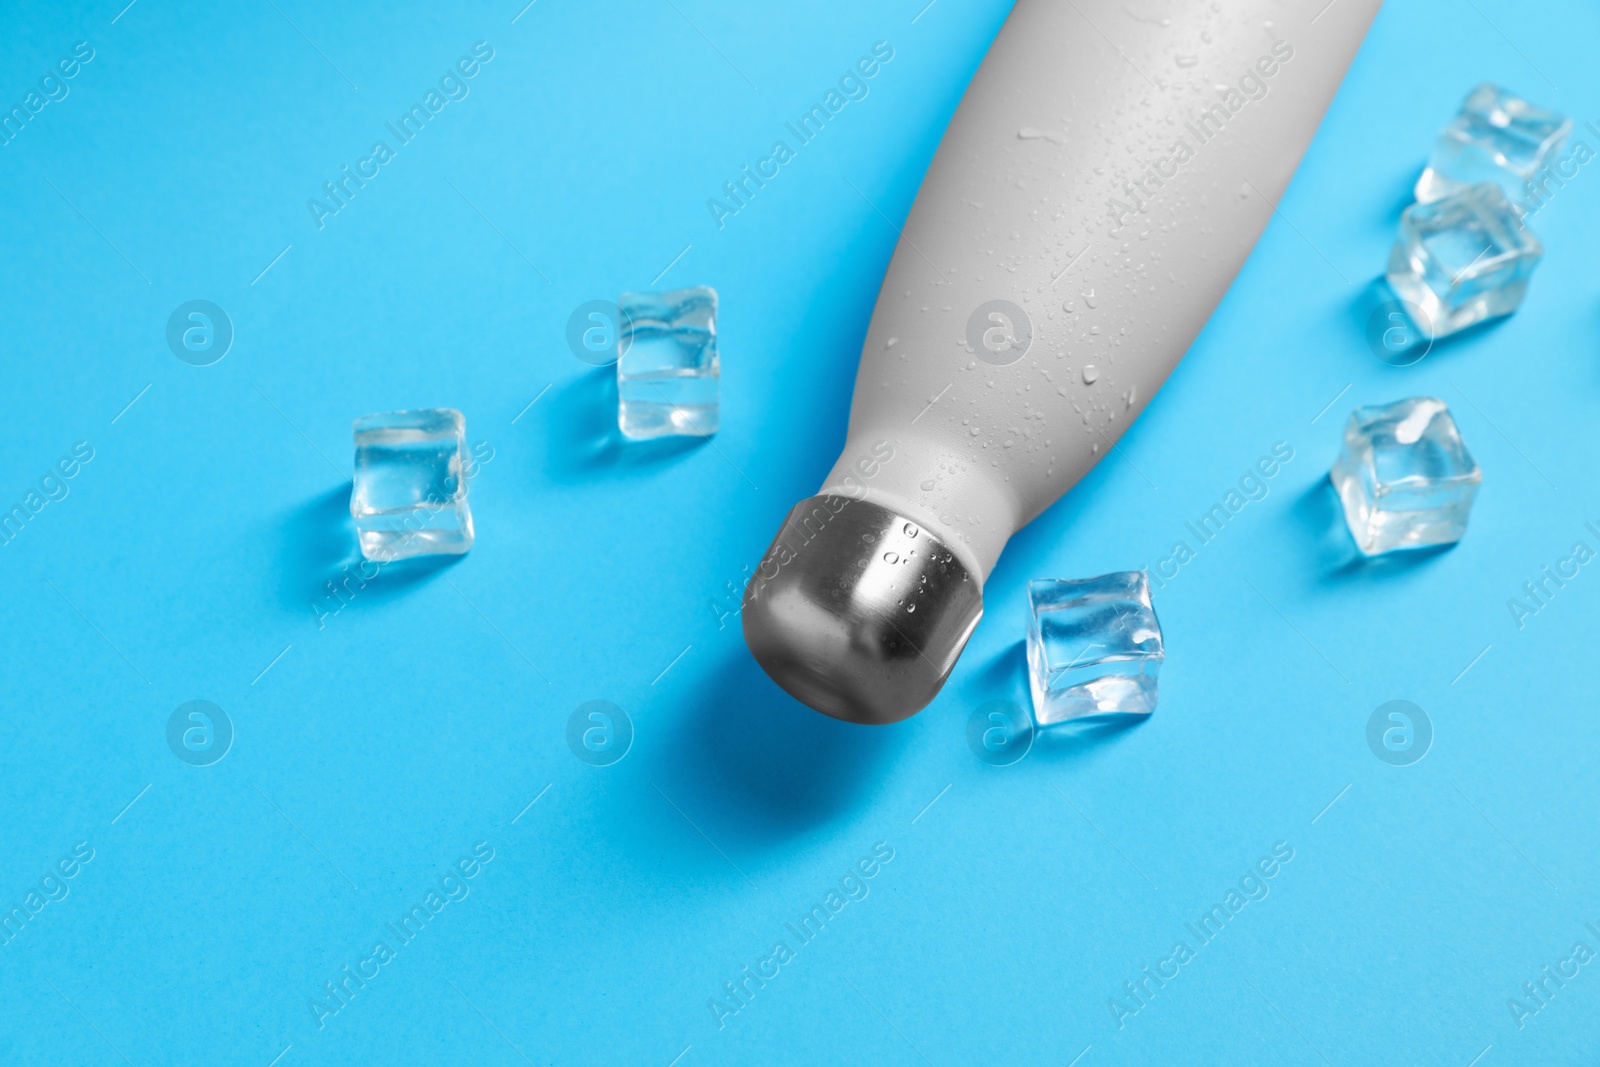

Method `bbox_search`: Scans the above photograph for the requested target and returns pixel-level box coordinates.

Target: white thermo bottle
[744,0,1384,724]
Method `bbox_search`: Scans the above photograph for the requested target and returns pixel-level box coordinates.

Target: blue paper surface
[2,1,1597,1063]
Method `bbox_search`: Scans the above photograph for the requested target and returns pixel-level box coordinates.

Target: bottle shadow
[649,647,908,855]
[541,367,708,484]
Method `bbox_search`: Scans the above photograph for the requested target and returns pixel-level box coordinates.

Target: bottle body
[822,0,1381,579]
[747,0,1383,722]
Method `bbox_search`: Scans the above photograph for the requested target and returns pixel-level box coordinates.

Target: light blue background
[1,1,1596,1063]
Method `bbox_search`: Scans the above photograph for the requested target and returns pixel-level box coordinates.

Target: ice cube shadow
[1290,475,1455,581]
[649,647,906,854]
[276,484,461,616]
[342,551,463,606]
[1349,276,1513,367]
[961,640,1150,761]
[542,367,707,484]
[276,484,353,612]
[961,638,1031,706]
[1032,713,1149,754]
[1387,167,1422,219]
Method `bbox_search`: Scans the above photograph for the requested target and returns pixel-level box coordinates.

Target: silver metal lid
[741,495,984,724]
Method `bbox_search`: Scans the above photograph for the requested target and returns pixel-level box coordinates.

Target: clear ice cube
[350,408,474,561]
[1026,571,1163,726]
[1330,397,1481,556]
[1386,183,1542,339]
[617,287,719,440]
[1415,84,1571,205]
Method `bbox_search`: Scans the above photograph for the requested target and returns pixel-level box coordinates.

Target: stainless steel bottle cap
[742,495,984,725]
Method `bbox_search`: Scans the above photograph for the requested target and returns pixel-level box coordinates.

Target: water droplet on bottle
[903,522,919,538]
[883,551,899,564]
[919,479,936,491]
[906,603,916,613]
[1083,289,1098,308]
[885,336,899,348]
[1083,365,1099,383]
[970,426,981,436]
